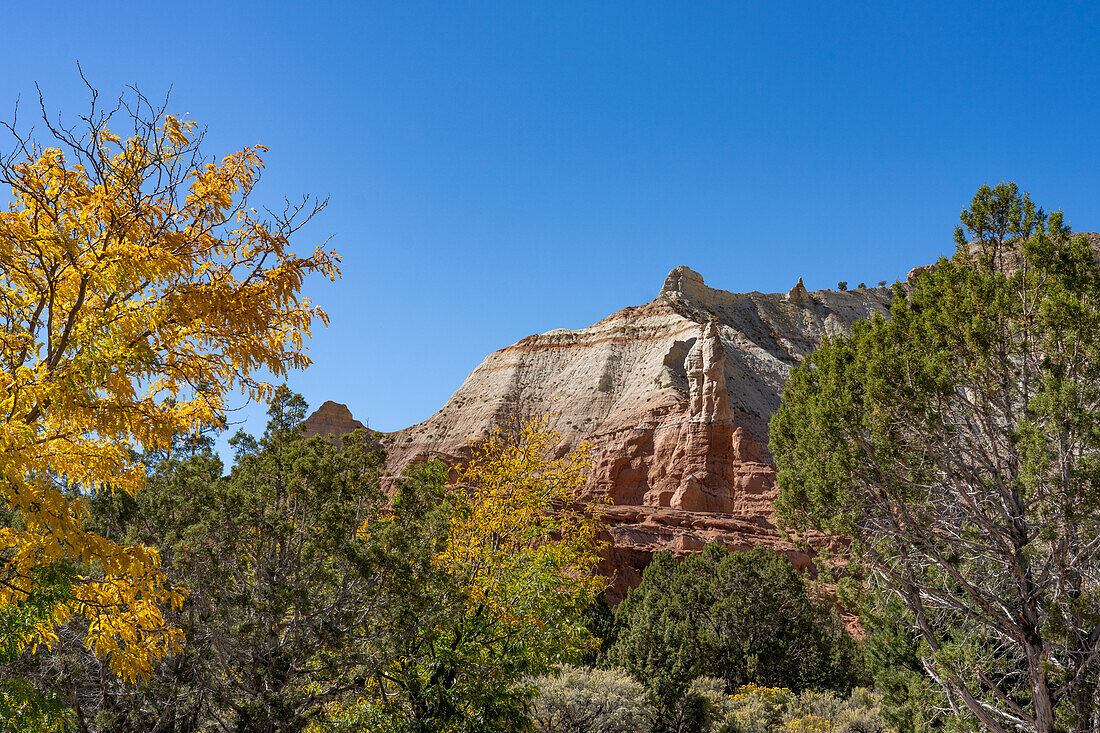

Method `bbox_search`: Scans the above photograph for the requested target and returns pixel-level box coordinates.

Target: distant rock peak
[784,277,812,303]
[660,265,708,300]
[303,400,364,439]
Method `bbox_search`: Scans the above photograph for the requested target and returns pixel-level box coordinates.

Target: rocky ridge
[374,266,895,599]
[317,236,1100,600]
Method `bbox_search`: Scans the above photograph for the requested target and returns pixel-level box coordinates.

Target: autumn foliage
[346,416,609,730]
[0,89,337,682]
[440,415,606,636]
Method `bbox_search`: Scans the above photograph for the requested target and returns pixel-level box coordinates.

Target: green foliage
[9,388,394,731]
[678,677,730,733]
[0,566,73,733]
[0,563,74,663]
[530,664,650,733]
[189,389,389,731]
[362,460,526,732]
[770,182,1100,732]
[608,544,861,732]
[580,594,615,666]
[859,588,941,733]
[359,458,603,732]
[5,395,607,732]
[308,421,605,733]
[0,678,70,733]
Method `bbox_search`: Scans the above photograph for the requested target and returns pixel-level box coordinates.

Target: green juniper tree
[608,544,859,733]
[771,183,1100,733]
[857,582,942,733]
[7,393,606,733]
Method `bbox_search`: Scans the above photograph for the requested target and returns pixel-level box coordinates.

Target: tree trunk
[1029,645,1056,733]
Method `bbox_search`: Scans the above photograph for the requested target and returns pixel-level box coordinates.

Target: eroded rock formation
[311,235,1100,601]
[364,266,895,600]
[303,400,364,439]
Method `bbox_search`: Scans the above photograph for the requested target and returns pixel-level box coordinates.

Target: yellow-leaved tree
[331,415,608,730]
[439,415,607,636]
[411,415,606,726]
[0,85,338,682]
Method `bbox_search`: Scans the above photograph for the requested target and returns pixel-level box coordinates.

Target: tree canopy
[770,183,1100,733]
[7,401,609,733]
[12,390,392,731]
[356,416,608,732]
[608,544,860,733]
[0,86,337,682]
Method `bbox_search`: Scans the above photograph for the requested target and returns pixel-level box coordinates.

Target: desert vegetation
[772,183,1100,733]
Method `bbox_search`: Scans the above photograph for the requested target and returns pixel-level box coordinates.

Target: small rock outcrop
[906,264,934,285]
[784,277,812,303]
[660,265,709,300]
[303,401,364,439]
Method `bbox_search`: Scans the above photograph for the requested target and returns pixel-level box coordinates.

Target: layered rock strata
[313,235,1100,600]
[372,266,894,600]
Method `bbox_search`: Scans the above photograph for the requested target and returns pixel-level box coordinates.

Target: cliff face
[311,235,1100,600]
[375,266,894,599]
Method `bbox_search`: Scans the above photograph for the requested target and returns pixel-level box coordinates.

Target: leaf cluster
[9,389,393,732]
[0,83,338,681]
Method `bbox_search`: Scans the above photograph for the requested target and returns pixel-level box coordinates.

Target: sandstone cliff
[375,266,894,599]
[311,234,1100,600]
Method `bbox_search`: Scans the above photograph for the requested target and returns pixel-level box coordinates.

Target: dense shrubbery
[527,673,889,733]
[4,390,398,731]
[857,589,941,733]
[717,684,887,733]
[607,543,863,731]
[0,397,884,733]
[0,389,890,733]
[529,664,650,733]
[1,392,606,732]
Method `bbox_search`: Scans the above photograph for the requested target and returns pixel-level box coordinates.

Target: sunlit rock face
[311,234,1100,600]
[317,264,896,601]
[303,401,364,439]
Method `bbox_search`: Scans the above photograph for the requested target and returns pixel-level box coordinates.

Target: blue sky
[3,1,1099,442]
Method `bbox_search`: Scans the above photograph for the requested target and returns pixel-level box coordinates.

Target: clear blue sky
[3,1,1099,442]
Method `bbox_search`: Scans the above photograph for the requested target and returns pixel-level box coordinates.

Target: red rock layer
[316,240,1100,602]
[292,270,883,604]
[352,266,901,601]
